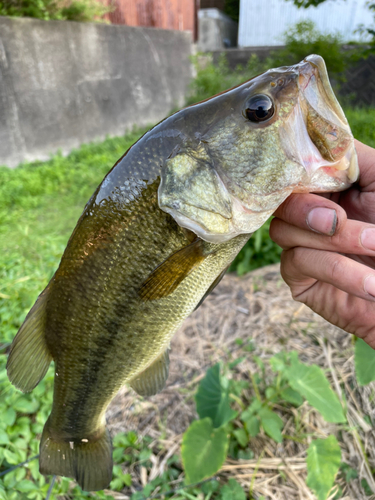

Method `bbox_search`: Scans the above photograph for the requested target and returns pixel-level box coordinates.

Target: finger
[270,218,375,256]
[272,193,347,236]
[354,140,375,192]
[280,247,375,302]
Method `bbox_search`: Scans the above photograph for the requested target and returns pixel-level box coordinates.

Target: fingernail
[306,208,337,235]
[364,275,375,297]
[361,228,375,251]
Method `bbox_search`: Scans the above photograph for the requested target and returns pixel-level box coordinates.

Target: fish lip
[297,54,348,126]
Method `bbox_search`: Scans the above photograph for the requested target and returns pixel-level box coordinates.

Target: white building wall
[238,0,372,47]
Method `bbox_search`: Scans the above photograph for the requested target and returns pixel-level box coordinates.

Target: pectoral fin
[130,349,170,396]
[139,239,206,301]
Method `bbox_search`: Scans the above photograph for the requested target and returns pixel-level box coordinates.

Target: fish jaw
[280,54,359,192]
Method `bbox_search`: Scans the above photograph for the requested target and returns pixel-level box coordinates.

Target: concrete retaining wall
[0,16,193,168]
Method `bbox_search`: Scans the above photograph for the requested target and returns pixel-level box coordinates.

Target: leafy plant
[181,351,347,499]
[270,20,354,85]
[355,337,375,386]
[287,0,375,55]
[182,419,229,485]
[0,0,113,22]
[306,436,342,500]
[187,53,271,106]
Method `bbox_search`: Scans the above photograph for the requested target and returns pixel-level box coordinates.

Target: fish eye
[244,94,274,123]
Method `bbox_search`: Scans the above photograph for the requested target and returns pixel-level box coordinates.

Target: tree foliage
[270,20,353,82]
[223,0,240,22]
[287,0,329,6]
[0,0,112,22]
[287,0,375,52]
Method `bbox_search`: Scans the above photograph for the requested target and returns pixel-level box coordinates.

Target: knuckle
[288,246,305,267]
[280,247,300,278]
[281,195,299,222]
[269,218,282,242]
[330,257,344,283]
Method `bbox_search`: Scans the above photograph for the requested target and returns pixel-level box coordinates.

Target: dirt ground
[107,264,375,500]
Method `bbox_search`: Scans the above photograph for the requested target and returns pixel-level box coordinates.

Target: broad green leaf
[233,428,248,447]
[181,418,229,484]
[220,478,246,500]
[285,358,346,423]
[265,386,277,401]
[340,462,358,482]
[243,415,260,437]
[269,352,288,373]
[16,480,38,493]
[238,449,254,460]
[241,399,262,421]
[12,397,39,414]
[3,449,18,464]
[201,480,220,494]
[354,338,375,386]
[3,409,16,427]
[280,387,304,406]
[306,436,341,500]
[7,467,25,484]
[258,408,283,443]
[195,364,237,428]
[0,430,9,445]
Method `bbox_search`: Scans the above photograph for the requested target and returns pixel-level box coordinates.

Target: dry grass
[107,264,375,500]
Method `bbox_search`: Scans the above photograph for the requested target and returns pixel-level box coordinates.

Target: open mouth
[298,55,349,131]
[279,56,358,184]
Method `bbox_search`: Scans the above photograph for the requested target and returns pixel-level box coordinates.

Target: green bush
[0,0,112,22]
[187,53,271,105]
[271,20,353,82]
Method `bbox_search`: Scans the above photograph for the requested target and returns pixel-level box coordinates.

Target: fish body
[7,55,358,491]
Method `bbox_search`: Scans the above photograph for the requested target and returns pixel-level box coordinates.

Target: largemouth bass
[7,55,358,491]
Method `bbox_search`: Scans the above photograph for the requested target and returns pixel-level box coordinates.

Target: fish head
[159,54,359,243]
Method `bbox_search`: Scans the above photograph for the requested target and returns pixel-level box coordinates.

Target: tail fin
[39,418,113,491]
[7,289,52,392]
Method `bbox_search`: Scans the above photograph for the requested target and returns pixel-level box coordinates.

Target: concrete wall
[0,16,193,168]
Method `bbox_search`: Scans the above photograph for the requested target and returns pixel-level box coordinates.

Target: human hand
[269,140,375,348]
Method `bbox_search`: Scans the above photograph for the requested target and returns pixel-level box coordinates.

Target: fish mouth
[299,55,348,127]
[280,54,359,186]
